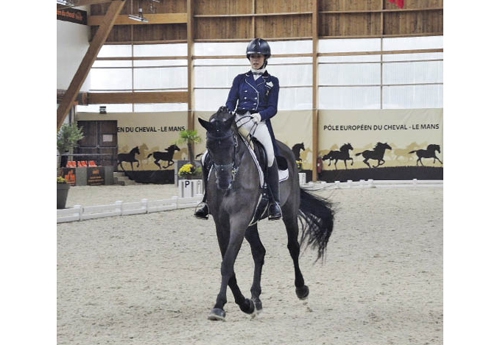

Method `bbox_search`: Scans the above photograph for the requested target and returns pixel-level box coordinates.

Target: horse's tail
[298,188,335,262]
[355,152,363,156]
[408,150,416,154]
[147,153,153,158]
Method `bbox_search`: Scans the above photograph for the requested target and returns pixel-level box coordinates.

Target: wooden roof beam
[87,13,188,26]
[57,0,126,130]
[87,91,188,104]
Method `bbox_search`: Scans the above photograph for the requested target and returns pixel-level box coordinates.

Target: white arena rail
[57,179,442,224]
[57,195,203,223]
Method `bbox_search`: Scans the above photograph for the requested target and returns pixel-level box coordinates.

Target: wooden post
[57,0,126,130]
[311,0,319,181]
[187,0,195,130]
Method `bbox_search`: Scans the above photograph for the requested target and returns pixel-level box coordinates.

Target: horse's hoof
[296,285,309,300]
[239,298,255,315]
[207,308,226,321]
[252,298,263,312]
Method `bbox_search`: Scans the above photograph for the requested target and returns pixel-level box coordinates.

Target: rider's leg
[266,159,282,220]
[194,151,210,219]
[250,122,282,221]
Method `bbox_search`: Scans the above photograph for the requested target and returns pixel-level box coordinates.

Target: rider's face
[249,54,265,69]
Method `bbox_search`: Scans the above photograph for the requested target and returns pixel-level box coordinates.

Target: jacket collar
[244,70,270,86]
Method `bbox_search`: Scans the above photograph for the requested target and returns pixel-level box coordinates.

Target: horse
[147,144,180,169]
[355,142,392,168]
[322,143,354,169]
[409,144,443,166]
[117,146,140,171]
[392,142,419,162]
[292,142,305,162]
[198,106,334,321]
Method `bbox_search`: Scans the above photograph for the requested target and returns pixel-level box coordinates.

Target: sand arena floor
[57,184,443,345]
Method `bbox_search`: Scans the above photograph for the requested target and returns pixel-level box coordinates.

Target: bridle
[206,123,240,189]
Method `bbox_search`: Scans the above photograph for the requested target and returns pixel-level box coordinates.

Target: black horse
[292,142,305,162]
[117,146,140,171]
[409,144,443,166]
[322,143,354,169]
[198,106,334,321]
[355,142,392,168]
[147,144,180,169]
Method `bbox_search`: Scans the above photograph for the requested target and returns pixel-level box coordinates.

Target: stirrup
[194,202,209,219]
[268,202,282,220]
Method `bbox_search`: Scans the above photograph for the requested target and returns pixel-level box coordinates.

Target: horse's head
[375,142,392,151]
[341,143,353,151]
[132,146,140,154]
[199,108,237,190]
[166,144,180,152]
[428,144,440,153]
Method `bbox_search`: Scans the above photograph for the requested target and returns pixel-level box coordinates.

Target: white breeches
[236,112,275,167]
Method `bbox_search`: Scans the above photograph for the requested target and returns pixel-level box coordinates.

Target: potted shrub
[177,129,203,179]
[57,176,70,209]
[57,123,84,168]
[177,129,202,165]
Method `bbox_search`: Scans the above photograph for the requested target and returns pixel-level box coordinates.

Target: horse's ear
[198,117,213,131]
[222,114,236,130]
[218,105,229,114]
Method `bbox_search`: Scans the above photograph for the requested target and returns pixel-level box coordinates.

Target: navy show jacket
[225,70,280,154]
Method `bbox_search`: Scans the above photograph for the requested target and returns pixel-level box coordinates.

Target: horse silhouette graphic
[117,146,140,171]
[322,143,354,169]
[292,142,305,162]
[355,142,392,168]
[147,144,180,169]
[409,144,443,166]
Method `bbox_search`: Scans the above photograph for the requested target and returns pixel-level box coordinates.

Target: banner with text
[318,109,443,181]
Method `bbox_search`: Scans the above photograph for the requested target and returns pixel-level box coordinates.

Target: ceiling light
[57,0,76,5]
[128,8,149,22]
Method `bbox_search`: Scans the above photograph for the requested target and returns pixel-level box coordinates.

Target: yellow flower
[179,163,202,178]
[179,163,195,177]
[57,176,67,184]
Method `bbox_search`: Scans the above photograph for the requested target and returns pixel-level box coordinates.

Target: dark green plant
[57,123,84,153]
[177,129,202,164]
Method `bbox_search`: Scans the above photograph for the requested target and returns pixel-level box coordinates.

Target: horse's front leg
[209,224,254,321]
[244,224,266,314]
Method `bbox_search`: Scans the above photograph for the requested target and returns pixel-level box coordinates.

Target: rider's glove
[251,113,261,123]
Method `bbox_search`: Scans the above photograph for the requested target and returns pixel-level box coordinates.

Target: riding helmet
[246,38,271,59]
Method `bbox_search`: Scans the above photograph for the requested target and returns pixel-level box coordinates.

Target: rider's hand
[251,113,261,123]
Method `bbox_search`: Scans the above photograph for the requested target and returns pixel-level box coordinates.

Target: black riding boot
[267,160,282,220]
[194,157,211,219]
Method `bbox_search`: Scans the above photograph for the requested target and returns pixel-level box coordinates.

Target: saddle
[238,132,288,225]
[203,127,288,225]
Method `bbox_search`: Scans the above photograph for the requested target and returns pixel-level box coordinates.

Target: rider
[194,38,282,221]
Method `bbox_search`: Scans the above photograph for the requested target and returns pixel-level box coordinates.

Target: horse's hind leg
[245,224,266,313]
[282,213,309,301]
